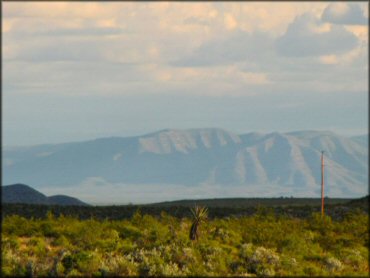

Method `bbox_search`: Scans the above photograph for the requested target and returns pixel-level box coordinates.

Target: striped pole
[321,151,325,216]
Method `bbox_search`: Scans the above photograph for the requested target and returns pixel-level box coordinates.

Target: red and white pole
[321,151,325,216]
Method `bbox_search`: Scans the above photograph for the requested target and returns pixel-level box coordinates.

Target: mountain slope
[3,129,368,198]
[2,184,89,206]
[2,183,49,204]
[47,195,89,206]
[351,134,368,147]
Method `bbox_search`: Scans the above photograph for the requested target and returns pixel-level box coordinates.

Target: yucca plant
[189,205,208,241]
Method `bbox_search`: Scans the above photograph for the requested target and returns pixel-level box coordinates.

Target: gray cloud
[172,30,274,67]
[183,16,209,26]
[37,27,124,37]
[322,3,368,25]
[5,34,138,64]
[6,26,124,38]
[13,40,104,62]
[276,13,358,57]
[3,3,367,150]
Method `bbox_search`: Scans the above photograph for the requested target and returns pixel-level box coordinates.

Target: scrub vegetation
[2,206,368,276]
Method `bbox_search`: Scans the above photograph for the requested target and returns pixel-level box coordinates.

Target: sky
[3,2,369,147]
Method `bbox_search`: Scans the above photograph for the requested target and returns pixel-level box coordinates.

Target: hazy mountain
[3,129,368,199]
[351,134,368,147]
[2,184,89,206]
[47,195,89,206]
[2,183,49,204]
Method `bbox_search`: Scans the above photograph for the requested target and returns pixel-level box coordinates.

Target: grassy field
[2,200,369,276]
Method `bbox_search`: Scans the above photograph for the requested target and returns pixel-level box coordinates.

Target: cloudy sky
[3,2,368,147]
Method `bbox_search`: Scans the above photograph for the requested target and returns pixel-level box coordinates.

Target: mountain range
[3,128,368,200]
[2,184,89,206]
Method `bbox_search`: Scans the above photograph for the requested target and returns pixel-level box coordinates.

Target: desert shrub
[131,248,184,276]
[117,239,137,255]
[61,253,75,275]
[2,215,39,237]
[117,222,143,240]
[26,237,49,258]
[325,256,343,272]
[1,248,25,276]
[248,246,280,276]
[240,243,255,260]
[144,222,171,247]
[302,262,327,276]
[2,209,368,276]
[74,250,102,274]
[308,213,334,234]
[52,234,72,248]
[340,248,363,267]
[278,255,298,275]
[39,221,59,238]
[338,246,369,275]
[101,253,138,276]
[2,236,20,250]
[98,228,120,251]
[67,219,103,250]
[61,250,103,275]
[239,243,281,276]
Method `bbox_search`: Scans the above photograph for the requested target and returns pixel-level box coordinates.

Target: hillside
[2,183,49,205]
[2,184,89,206]
[3,129,368,199]
[351,134,368,147]
[149,197,353,208]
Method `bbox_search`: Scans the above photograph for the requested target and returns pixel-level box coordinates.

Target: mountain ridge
[2,184,89,206]
[3,128,368,199]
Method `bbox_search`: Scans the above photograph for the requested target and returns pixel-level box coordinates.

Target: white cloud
[3,2,122,19]
[2,19,13,33]
[319,55,339,65]
[344,25,368,42]
[2,2,367,99]
[224,13,238,30]
[2,0,367,163]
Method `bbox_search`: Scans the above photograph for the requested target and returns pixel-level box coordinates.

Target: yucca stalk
[189,205,208,241]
